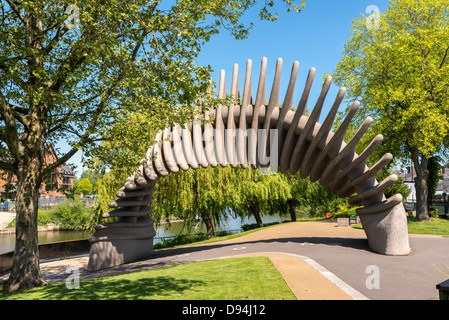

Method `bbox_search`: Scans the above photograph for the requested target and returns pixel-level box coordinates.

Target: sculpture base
[88,237,154,271]
[87,218,156,271]
[358,203,411,255]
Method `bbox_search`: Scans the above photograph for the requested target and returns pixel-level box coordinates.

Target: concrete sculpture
[88,57,411,271]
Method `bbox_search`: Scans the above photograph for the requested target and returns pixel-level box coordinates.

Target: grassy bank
[0,257,296,300]
[351,216,449,235]
[406,216,449,235]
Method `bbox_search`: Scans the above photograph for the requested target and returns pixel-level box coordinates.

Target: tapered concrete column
[358,203,410,255]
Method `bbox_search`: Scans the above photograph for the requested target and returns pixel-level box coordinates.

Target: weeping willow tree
[232,167,292,228]
[152,165,240,238]
[152,164,296,236]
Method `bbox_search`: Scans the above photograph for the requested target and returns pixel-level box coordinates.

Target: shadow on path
[76,236,373,282]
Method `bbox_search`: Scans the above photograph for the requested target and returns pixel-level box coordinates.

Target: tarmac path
[3,220,449,300]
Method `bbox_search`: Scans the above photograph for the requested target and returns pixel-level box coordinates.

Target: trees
[79,168,103,194]
[332,0,449,221]
[76,177,93,195]
[232,167,292,228]
[152,165,238,238]
[0,0,305,291]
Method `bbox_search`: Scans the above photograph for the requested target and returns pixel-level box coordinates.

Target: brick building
[0,144,75,200]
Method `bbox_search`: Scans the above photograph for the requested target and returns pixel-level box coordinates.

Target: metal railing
[1,196,97,212]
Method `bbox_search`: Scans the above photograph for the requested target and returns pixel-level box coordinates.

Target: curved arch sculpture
[88,57,411,271]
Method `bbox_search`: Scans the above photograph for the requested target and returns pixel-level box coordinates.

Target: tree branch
[0,60,29,91]
[5,0,25,24]
[41,81,119,178]
[0,91,22,160]
[0,159,15,172]
[43,25,69,54]
[439,45,449,69]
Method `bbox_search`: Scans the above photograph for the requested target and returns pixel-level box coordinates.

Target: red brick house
[0,143,75,200]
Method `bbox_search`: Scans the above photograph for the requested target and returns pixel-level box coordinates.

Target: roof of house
[60,164,75,176]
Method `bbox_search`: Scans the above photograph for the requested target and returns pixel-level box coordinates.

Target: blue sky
[67,0,391,177]
[196,0,389,116]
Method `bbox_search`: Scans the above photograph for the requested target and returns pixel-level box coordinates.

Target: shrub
[37,210,54,226]
[241,221,283,231]
[154,233,209,249]
[46,199,93,230]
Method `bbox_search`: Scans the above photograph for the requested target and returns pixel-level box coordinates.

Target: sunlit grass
[0,257,296,300]
[351,217,449,236]
[406,217,449,235]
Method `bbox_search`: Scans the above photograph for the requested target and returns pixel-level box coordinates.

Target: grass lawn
[351,216,449,235]
[406,216,449,235]
[0,257,296,300]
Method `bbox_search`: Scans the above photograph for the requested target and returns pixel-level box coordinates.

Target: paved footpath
[3,220,449,300]
[0,212,15,230]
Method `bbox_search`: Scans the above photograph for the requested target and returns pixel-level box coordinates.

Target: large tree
[0,0,305,292]
[232,166,292,228]
[332,0,449,222]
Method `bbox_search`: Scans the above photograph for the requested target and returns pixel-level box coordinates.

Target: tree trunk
[415,174,430,221]
[252,200,263,228]
[288,199,297,222]
[426,156,440,214]
[5,156,46,292]
[411,147,431,222]
[200,207,215,239]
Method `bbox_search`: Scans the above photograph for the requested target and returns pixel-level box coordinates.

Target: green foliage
[240,221,286,231]
[233,167,292,221]
[334,204,359,217]
[283,172,351,217]
[0,0,307,292]
[332,0,449,220]
[76,178,93,195]
[79,169,103,194]
[0,0,307,195]
[333,0,449,159]
[152,165,237,234]
[376,169,411,201]
[45,199,93,230]
[154,234,210,250]
[427,156,443,205]
[36,210,54,226]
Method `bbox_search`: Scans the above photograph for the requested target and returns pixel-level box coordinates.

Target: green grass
[406,216,449,235]
[0,257,296,300]
[350,216,449,235]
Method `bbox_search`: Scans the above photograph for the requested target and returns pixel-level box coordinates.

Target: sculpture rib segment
[87,57,411,271]
[280,67,315,173]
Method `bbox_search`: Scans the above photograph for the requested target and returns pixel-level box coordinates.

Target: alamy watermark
[365,5,381,30]
[65,4,81,30]
[365,265,380,290]
[65,266,80,289]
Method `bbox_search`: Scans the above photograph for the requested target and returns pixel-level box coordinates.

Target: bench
[349,213,361,225]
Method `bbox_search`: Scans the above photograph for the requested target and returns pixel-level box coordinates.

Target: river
[0,213,288,255]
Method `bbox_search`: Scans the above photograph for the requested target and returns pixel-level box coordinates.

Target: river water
[0,213,288,255]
